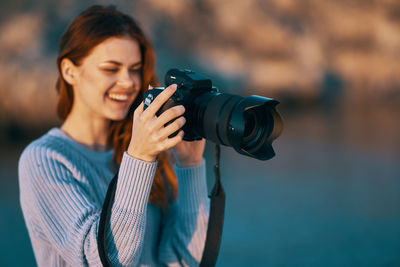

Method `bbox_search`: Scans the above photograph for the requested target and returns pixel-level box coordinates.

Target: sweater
[18,128,209,266]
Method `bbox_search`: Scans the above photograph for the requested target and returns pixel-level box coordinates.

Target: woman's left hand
[172,138,206,167]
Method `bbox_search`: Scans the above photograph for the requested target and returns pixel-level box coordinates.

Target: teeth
[108,93,128,101]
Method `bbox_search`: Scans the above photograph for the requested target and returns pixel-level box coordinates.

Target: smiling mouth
[107,93,130,102]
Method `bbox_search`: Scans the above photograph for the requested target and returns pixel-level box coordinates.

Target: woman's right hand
[127,84,186,162]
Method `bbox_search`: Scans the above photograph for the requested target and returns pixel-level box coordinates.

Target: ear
[60,58,78,86]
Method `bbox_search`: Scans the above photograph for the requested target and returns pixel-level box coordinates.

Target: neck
[61,107,111,152]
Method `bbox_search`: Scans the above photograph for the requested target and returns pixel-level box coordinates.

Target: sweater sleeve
[158,159,210,266]
[19,145,156,266]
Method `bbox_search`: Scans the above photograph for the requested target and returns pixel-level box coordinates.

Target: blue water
[209,138,400,266]
[1,124,399,266]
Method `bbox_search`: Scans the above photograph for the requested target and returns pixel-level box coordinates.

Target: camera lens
[243,109,260,144]
[193,93,282,160]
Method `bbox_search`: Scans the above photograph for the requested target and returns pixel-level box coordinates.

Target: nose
[116,69,136,89]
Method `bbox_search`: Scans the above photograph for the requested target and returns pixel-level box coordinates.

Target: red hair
[56,5,177,208]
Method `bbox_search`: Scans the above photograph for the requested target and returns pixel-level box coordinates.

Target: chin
[107,111,130,121]
[110,115,128,121]
[103,102,133,121]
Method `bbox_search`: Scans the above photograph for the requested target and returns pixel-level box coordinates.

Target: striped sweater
[18,128,209,266]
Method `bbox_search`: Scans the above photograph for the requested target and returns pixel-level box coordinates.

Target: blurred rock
[0,13,44,60]
[0,0,400,130]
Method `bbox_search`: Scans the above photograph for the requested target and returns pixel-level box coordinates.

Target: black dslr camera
[143,69,283,160]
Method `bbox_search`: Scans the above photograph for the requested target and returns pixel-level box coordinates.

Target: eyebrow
[101,60,142,67]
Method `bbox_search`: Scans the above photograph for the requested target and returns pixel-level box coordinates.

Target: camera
[143,68,283,160]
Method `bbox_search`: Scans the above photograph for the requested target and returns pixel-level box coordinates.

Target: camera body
[143,68,283,160]
[143,69,217,141]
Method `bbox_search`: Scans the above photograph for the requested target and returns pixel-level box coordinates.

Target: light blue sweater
[18,128,209,266]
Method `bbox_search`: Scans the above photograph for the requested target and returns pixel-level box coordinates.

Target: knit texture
[18,128,209,266]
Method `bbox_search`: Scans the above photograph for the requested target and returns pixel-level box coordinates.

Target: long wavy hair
[56,5,177,208]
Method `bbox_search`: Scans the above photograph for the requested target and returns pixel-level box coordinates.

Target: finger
[134,102,145,119]
[158,116,186,139]
[160,130,184,150]
[153,105,185,129]
[142,84,177,119]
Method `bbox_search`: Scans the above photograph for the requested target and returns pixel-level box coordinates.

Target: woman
[18,5,209,266]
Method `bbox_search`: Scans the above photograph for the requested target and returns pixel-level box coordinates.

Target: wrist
[127,145,156,162]
[175,158,203,168]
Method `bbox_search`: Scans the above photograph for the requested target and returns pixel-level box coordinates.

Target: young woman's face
[70,36,142,121]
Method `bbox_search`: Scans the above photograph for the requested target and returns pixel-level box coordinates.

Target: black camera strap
[98,168,118,267]
[97,144,225,266]
[199,144,225,267]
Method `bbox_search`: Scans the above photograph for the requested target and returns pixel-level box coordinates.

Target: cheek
[75,77,111,110]
[81,71,114,95]
[133,74,142,89]
[133,75,142,99]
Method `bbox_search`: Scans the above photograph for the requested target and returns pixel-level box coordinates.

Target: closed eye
[129,67,142,74]
[104,68,118,73]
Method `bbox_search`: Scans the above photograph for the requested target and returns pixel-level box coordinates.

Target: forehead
[86,37,141,64]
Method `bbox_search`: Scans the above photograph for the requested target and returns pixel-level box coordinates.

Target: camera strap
[97,144,225,267]
[98,169,118,267]
[199,144,225,267]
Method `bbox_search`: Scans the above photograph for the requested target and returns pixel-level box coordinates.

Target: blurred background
[1,0,400,266]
